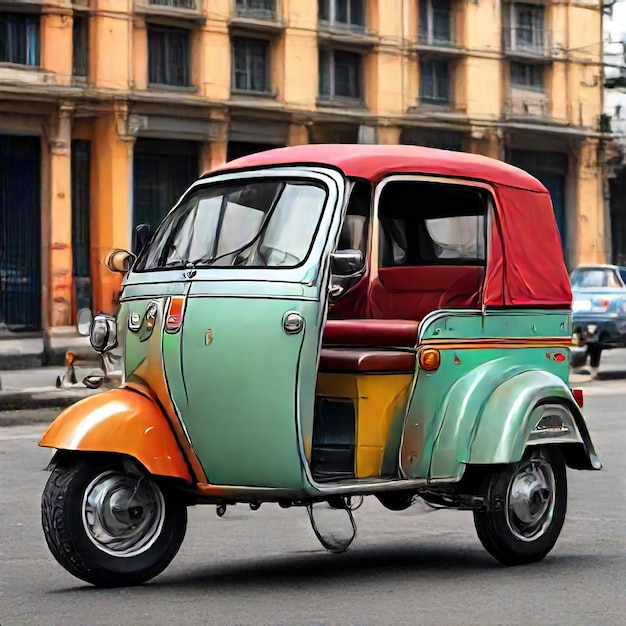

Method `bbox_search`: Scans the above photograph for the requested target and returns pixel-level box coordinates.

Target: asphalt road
[1,368,626,625]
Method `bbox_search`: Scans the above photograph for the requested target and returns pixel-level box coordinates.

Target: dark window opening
[232,36,270,93]
[318,0,365,32]
[0,12,40,66]
[511,61,543,89]
[420,59,451,104]
[72,15,89,77]
[419,0,453,45]
[514,3,544,52]
[148,25,190,86]
[378,182,488,267]
[318,47,362,100]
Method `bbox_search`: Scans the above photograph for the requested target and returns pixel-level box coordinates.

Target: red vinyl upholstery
[370,266,484,322]
[318,349,416,373]
[323,319,418,348]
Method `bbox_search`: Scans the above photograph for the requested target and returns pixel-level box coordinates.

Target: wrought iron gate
[71,140,92,313]
[0,134,41,331]
[133,139,199,229]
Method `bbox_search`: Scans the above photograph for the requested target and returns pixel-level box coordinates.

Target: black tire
[473,446,567,566]
[41,456,187,588]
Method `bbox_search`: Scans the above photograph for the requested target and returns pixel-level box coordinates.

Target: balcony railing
[507,87,549,118]
[234,0,277,21]
[504,27,552,57]
[417,27,455,47]
[149,0,197,9]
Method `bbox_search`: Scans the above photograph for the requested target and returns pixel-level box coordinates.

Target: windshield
[135,179,327,271]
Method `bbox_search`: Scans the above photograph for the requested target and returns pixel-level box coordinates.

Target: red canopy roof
[216,144,547,192]
[212,144,571,309]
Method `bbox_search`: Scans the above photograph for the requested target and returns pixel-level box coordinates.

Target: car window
[570,268,622,288]
[377,181,487,267]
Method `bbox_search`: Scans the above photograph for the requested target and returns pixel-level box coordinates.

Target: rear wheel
[41,456,187,587]
[473,447,567,566]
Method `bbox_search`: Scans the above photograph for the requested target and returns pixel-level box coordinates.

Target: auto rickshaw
[39,144,601,588]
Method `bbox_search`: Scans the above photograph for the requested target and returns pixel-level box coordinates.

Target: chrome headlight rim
[90,314,118,354]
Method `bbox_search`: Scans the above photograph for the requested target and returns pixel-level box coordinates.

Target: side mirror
[330,250,365,277]
[76,308,93,336]
[104,248,136,274]
[133,223,153,255]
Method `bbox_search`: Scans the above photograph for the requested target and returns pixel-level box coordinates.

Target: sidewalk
[0,365,102,426]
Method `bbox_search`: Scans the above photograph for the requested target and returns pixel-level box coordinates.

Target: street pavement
[1,356,626,625]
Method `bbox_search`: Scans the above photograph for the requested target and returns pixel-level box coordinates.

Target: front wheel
[473,447,567,566]
[41,456,187,587]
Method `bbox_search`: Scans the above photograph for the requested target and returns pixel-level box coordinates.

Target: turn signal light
[165,296,185,333]
[419,348,441,372]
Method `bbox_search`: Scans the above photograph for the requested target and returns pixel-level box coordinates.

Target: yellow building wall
[0,0,607,329]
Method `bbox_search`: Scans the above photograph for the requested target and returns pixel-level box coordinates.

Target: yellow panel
[314,372,413,478]
[357,446,384,478]
[355,375,413,477]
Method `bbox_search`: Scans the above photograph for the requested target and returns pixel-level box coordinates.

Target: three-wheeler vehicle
[39,144,601,587]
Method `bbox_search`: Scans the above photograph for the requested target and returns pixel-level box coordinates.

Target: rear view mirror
[331,250,365,276]
[76,308,93,336]
[104,248,136,274]
[133,223,153,255]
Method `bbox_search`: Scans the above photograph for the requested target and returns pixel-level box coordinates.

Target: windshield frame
[124,166,346,288]
[133,173,332,274]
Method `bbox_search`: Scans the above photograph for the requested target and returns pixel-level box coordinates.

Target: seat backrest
[370,265,484,321]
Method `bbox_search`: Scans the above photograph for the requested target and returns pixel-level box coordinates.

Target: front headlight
[90,314,117,353]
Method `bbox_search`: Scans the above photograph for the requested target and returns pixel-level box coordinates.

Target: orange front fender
[39,388,193,484]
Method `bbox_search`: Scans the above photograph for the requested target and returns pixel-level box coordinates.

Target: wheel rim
[81,470,165,557]
[505,453,556,542]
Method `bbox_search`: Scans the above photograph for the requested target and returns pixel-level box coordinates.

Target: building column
[47,103,74,329]
[467,129,502,159]
[288,122,309,146]
[200,139,227,173]
[576,138,607,265]
[377,126,402,145]
[91,105,133,315]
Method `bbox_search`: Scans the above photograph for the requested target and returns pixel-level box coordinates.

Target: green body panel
[171,295,320,488]
[420,309,572,341]
[401,310,574,480]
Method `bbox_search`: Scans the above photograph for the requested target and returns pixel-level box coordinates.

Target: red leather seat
[319,348,416,373]
[323,319,419,348]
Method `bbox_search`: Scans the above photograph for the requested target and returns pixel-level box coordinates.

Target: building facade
[0,0,606,337]
[603,0,626,265]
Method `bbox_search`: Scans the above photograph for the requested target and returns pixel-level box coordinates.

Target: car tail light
[572,388,584,408]
[592,298,610,312]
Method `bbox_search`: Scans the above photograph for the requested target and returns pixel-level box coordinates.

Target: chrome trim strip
[195,477,431,499]
[185,294,317,302]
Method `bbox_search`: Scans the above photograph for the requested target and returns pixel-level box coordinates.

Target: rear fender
[429,364,601,480]
[39,388,193,483]
[466,370,601,469]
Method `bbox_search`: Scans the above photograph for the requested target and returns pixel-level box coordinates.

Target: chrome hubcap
[82,470,165,557]
[506,453,555,542]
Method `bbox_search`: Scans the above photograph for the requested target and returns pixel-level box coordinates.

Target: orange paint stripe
[420,337,573,350]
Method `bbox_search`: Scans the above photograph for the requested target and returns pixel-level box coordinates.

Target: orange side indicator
[165,296,185,333]
[419,348,441,372]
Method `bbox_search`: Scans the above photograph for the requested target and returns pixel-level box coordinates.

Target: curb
[0,389,98,412]
[0,408,61,427]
